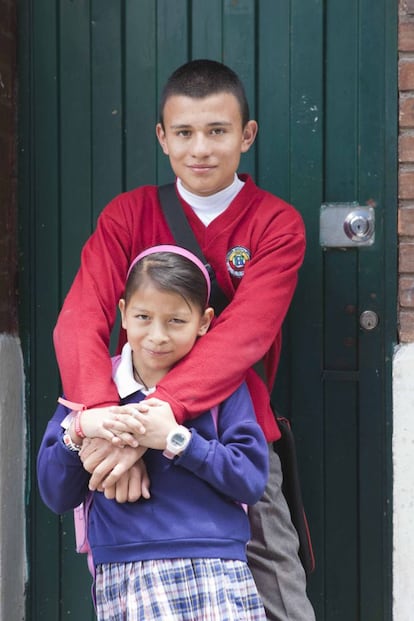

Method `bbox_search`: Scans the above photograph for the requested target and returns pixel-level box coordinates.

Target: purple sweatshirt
[37,381,268,566]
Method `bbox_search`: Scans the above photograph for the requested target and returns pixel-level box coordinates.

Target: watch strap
[163,426,191,459]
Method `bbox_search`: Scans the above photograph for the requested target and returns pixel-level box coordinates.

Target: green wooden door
[20,1,397,619]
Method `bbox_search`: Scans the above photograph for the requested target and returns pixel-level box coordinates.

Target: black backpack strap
[159,186,315,577]
[158,183,229,315]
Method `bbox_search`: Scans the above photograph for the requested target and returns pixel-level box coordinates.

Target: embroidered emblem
[226,246,251,278]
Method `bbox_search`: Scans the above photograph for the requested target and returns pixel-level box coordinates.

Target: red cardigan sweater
[53,175,305,441]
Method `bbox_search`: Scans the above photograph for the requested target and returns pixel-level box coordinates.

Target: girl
[37,245,268,621]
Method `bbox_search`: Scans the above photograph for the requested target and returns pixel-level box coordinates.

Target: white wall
[0,334,26,621]
[393,343,414,621]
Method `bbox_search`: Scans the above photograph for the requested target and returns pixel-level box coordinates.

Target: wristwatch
[163,426,191,459]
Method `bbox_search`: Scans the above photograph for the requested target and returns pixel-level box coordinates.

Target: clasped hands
[78,398,179,503]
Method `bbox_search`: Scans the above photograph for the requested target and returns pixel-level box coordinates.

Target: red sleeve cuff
[149,386,187,424]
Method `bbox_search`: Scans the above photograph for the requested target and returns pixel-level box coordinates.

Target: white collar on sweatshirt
[113,342,156,398]
[176,174,245,225]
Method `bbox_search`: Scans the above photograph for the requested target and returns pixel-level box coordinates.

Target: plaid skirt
[95,558,266,621]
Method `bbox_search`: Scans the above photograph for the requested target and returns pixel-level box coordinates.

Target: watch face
[171,432,187,448]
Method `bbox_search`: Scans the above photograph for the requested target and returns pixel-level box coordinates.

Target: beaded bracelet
[74,410,86,439]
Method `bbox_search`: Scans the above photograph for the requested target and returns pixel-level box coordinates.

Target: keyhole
[360,310,379,331]
[350,217,368,236]
[344,209,374,242]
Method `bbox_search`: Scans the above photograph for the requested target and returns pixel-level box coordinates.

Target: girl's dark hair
[124,252,209,312]
[159,59,250,128]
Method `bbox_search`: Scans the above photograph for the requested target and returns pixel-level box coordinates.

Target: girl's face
[119,282,213,388]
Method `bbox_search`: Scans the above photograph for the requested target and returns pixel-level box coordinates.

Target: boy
[54,59,315,620]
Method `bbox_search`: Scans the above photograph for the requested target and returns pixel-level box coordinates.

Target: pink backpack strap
[111,354,122,376]
[71,357,122,583]
[74,492,95,577]
[210,404,219,431]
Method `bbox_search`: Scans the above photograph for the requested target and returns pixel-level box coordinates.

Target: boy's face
[156,93,257,196]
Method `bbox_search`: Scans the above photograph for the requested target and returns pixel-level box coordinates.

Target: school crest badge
[226,246,251,278]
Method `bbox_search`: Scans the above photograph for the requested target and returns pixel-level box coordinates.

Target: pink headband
[126,244,211,301]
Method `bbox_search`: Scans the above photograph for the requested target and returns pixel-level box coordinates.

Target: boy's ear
[119,299,127,329]
[156,123,169,155]
[198,307,214,336]
[241,120,258,153]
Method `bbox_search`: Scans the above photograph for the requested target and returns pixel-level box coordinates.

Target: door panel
[20,1,397,619]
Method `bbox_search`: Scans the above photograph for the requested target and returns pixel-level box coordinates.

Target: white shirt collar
[176,174,244,225]
[113,343,155,398]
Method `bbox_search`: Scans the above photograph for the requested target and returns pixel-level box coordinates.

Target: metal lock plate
[320,203,375,248]
[359,310,379,331]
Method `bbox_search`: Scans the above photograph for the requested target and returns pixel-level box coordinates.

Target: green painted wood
[29,0,61,618]
[59,5,95,615]
[382,0,399,614]
[325,381,359,619]
[91,0,124,219]
[223,0,256,177]
[20,1,397,619]
[325,0,359,201]
[61,513,95,619]
[124,0,157,189]
[288,1,325,616]
[191,0,222,60]
[322,3,361,615]
[59,0,93,296]
[257,1,292,413]
[357,2,394,619]
[156,0,189,185]
[256,1,291,200]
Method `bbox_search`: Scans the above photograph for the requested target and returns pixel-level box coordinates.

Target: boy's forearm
[54,306,120,408]
[53,196,132,407]
[152,223,305,423]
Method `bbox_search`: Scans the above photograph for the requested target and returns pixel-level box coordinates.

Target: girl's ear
[198,307,214,336]
[119,299,127,329]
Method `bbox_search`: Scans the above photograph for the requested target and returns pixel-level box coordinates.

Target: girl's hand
[80,406,139,447]
[103,403,150,437]
[105,398,179,450]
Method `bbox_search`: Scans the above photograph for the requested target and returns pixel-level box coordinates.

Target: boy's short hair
[159,59,250,128]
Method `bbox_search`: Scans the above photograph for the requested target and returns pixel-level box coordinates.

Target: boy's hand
[80,438,147,492]
[102,460,151,502]
[105,398,179,450]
